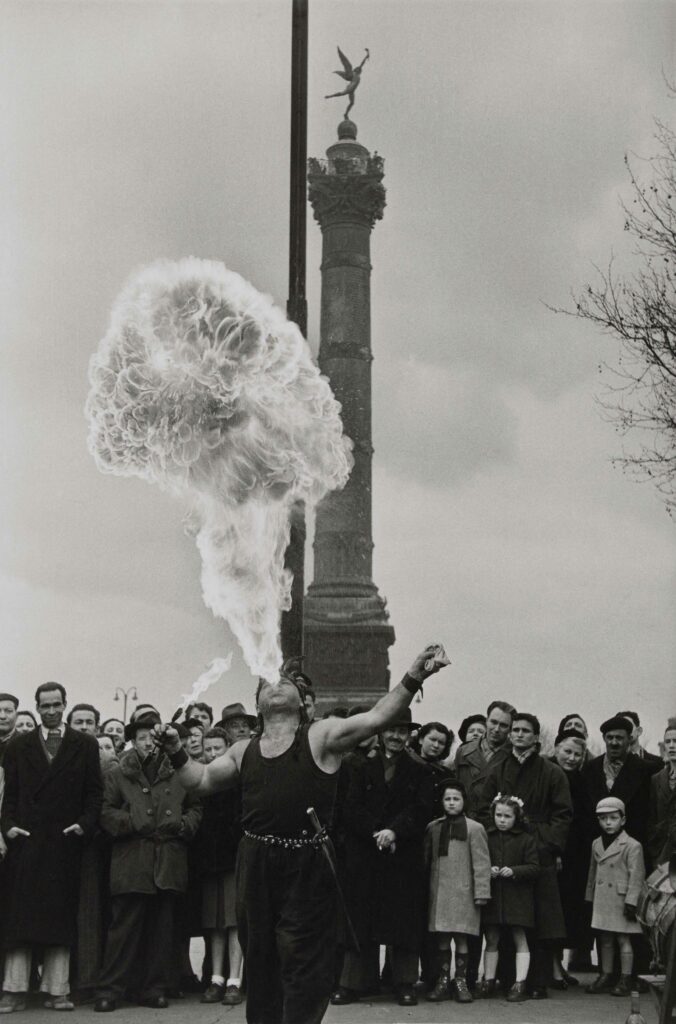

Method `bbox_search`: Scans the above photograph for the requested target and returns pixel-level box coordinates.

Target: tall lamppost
[113,686,138,723]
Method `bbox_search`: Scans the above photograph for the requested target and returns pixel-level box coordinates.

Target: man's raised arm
[320,644,450,755]
[152,724,242,795]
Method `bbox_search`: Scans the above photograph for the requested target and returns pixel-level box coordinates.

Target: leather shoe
[330,988,359,1006]
[586,973,614,994]
[94,1000,116,1014]
[550,978,569,990]
[529,986,548,999]
[138,997,168,1009]
[397,986,418,1007]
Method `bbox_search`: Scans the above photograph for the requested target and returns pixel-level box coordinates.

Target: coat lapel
[34,727,79,794]
[597,832,628,862]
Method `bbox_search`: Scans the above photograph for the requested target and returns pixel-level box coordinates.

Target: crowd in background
[0,681,674,1014]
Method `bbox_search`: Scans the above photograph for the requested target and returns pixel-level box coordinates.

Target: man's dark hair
[185,701,214,724]
[617,710,640,728]
[101,717,125,732]
[35,681,67,705]
[67,703,100,726]
[486,700,516,720]
[0,693,19,709]
[512,712,541,736]
[204,726,228,743]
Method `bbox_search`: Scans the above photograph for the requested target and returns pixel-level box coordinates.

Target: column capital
[308,170,386,230]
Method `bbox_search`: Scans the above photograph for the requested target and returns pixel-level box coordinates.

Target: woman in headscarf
[550,727,592,984]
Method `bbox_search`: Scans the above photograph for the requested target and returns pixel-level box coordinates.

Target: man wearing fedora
[94,712,202,1013]
[218,704,256,747]
[153,643,449,1024]
[333,705,435,1008]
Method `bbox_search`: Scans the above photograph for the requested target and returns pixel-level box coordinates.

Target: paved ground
[9,978,659,1024]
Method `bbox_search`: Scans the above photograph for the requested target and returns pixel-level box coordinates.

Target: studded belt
[243,829,329,850]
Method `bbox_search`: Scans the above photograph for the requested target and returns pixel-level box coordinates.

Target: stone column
[303,117,395,709]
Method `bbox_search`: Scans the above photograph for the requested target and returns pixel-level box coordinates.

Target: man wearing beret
[581,716,653,853]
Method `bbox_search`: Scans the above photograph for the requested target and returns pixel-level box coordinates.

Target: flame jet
[86,257,353,682]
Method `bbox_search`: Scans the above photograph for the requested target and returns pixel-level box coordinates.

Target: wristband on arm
[401,673,423,696]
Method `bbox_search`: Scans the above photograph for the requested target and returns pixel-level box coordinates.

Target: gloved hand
[624,903,637,922]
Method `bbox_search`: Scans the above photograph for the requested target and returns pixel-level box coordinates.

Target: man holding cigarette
[153,643,450,1024]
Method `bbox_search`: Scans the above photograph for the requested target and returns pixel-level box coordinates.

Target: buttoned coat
[453,739,511,819]
[648,767,676,866]
[0,726,103,947]
[342,748,435,951]
[482,825,540,928]
[101,749,202,896]
[585,831,645,933]
[424,816,491,935]
[478,751,572,940]
[581,753,652,851]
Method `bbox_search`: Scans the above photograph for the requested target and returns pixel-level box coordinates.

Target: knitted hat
[596,796,626,815]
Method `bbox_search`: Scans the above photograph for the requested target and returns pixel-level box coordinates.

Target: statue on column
[325,47,370,119]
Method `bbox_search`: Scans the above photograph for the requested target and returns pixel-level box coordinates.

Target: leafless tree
[558,113,676,516]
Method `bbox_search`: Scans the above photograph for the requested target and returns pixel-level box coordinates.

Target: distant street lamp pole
[113,686,138,723]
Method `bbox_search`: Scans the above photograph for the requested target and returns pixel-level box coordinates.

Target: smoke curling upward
[86,258,352,682]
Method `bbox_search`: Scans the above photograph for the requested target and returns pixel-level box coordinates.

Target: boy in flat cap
[585,797,645,997]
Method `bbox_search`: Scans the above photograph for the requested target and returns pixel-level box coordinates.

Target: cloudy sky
[1,0,674,747]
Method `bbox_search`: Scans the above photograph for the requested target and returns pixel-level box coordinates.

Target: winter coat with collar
[585,830,645,933]
[424,815,492,935]
[482,824,540,928]
[0,725,102,946]
[648,766,676,866]
[341,746,435,951]
[101,748,202,896]
[581,753,652,853]
[453,739,512,819]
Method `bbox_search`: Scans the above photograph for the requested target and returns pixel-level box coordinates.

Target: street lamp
[113,686,138,723]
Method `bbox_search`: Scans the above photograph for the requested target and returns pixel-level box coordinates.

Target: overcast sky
[1,0,674,748]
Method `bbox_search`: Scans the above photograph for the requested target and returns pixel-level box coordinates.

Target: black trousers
[236,837,337,1024]
[96,891,176,1000]
[340,945,418,992]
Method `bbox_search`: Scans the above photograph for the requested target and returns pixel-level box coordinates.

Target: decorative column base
[304,584,395,710]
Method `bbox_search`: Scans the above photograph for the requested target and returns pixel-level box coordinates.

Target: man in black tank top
[154,644,450,1024]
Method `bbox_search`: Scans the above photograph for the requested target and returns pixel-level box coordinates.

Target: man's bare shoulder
[228,736,252,771]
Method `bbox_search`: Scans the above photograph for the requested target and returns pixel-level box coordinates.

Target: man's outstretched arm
[152,726,245,795]
[319,644,450,755]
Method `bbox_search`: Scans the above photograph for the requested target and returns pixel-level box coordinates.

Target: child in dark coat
[480,794,539,1003]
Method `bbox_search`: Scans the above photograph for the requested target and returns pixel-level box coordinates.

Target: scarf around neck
[439,814,468,855]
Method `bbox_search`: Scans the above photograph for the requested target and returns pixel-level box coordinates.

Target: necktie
[45,729,61,758]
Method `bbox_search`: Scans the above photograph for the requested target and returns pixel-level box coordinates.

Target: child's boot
[426,957,452,1002]
[611,975,632,997]
[454,954,473,1003]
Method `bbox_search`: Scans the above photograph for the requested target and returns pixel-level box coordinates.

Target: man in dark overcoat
[0,681,102,1013]
[332,707,434,1008]
[581,716,653,854]
[478,712,572,999]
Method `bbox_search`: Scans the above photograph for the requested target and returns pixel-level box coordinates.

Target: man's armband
[168,747,189,770]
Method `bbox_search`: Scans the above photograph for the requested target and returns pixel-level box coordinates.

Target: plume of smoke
[176,654,232,719]
[86,258,352,682]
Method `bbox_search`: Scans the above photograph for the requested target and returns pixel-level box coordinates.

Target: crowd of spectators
[0,681,674,1014]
